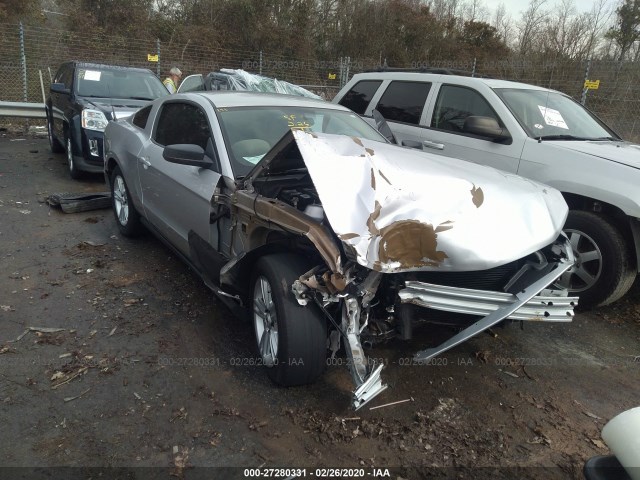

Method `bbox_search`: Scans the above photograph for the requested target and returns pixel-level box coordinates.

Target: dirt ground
[1,127,639,479]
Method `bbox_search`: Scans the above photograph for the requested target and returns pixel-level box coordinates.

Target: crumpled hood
[292,131,568,273]
[549,140,640,169]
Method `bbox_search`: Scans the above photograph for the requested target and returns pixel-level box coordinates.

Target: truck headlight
[82,109,108,131]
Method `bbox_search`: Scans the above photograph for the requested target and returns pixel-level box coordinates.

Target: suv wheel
[66,135,82,180]
[556,211,635,307]
[251,254,327,386]
[47,114,63,153]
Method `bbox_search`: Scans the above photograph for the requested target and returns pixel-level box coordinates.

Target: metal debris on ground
[28,326,65,333]
[369,397,414,410]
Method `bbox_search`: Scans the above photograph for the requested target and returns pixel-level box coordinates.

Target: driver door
[139,100,221,256]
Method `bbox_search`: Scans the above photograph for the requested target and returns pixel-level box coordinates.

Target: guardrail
[0,101,46,119]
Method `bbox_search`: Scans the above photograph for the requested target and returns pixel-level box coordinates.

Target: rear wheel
[66,135,82,180]
[110,165,142,237]
[556,211,635,307]
[251,254,327,386]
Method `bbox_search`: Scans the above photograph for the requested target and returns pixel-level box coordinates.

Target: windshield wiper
[537,134,590,141]
[127,96,154,101]
[591,136,619,141]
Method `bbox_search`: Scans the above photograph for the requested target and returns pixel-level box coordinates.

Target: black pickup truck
[46,62,168,179]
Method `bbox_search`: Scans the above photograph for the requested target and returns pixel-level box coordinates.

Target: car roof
[187,91,344,109]
[350,72,554,93]
[72,61,154,74]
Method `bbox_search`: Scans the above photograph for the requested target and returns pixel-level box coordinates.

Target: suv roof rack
[367,66,492,78]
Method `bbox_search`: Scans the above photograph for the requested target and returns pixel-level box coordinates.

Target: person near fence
[163,67,182,94]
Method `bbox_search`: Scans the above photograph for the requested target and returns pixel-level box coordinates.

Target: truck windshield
[76,68,168,100]
[494,88,617,140]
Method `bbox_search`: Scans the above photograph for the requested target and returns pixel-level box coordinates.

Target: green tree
[606,0,640,61]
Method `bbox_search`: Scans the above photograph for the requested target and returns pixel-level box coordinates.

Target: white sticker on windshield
[538,105,568,129]
[243,154,265,165]
[84,70,101,81]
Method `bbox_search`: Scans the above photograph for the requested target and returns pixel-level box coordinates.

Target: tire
[110,165,143,237]
[251,254,327,386]
[66,134,83,180]
[47,113,64,153]
[555,210,636,307]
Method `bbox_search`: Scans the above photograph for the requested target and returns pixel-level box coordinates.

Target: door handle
[423,140,445,150]
[139,156,151,169]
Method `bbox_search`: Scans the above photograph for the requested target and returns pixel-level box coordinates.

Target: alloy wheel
[556,229,603,293]
[113,175,129,226]
[253,275,278,367]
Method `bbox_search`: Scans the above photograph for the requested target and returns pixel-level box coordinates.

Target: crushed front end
[236,129,578,409]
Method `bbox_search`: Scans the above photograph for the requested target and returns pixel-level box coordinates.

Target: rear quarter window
[376,81,431,125]
[338,80,382,114]
[132,105,152,129]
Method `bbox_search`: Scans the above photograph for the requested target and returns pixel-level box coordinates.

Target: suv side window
[431,85,502,133]
[57,65,73,89]
[154,102,211,150]
[376,81,431,125]
[132,105,152,129]
[338,80,382,114]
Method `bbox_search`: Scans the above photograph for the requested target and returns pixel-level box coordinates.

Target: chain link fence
[2,22,640,141]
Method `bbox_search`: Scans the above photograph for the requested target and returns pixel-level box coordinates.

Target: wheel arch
[562,192,638,271]
[221,232,322,300]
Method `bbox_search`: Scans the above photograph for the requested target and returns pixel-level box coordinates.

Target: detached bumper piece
[352,364,387,410]
[403,239,577,362]
[47,191,111,214]
[399,283,577,322]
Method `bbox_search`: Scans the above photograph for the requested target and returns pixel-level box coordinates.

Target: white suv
[334,72,640,307]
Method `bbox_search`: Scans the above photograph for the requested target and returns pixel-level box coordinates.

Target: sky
[480,0,619,19]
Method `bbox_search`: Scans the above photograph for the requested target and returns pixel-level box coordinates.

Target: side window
[154,102,211,150]
[132,105,152,129]
[431,85,502,134]
[338,80,382,115]
[58,66,73,89]
[178,74,205,93]
[376,81,431,125]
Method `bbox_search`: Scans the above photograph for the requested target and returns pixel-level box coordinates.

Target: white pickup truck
[334,72,640,307]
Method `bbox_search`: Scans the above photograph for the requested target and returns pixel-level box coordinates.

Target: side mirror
[464,116,511,142]
[50,83,70,95]
[163,144,214,168]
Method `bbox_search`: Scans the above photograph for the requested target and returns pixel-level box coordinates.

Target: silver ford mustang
[104,91,578,409]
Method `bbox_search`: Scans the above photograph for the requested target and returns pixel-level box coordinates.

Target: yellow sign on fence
[584,79,600,90]
[328,73,336,80]
[147,54,159,62]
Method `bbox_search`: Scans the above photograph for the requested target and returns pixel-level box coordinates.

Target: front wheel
[66,135,82,180]
[251,254,327,386]
[110,166,142,237]
[555,211,636,307]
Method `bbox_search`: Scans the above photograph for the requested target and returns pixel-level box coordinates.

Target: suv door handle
[423,140,445,151]
[139,156,151,168]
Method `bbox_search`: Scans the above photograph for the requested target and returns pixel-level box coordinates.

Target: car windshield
[216,106,387,177]
[76,68,169,100]
[494,88,616,140]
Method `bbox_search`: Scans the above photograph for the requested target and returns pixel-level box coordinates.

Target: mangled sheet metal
[219,69,322,99]
[291,130,568,273]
